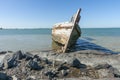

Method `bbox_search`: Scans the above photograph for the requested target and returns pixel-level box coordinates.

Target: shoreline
[0,50,120,80]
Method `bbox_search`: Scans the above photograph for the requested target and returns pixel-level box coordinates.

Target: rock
[98,69,114,78]
[3,53,17,69]
[43,58,52,64]
[44,70,57,79]
[57,64,69,71]
[61,70,69,76]
[0,62,3,70]
[95,63,120,78]
[27,59,42,70]
[8,51,13,53]
[25,52,33,60]
[33,58,37,62]
[109,67,120,78]
[12,75,18,80]
[33,55,41,61]
[0,72,9,80]
[2,51,25,69]
[26,76,36,80]
[13,50,24,60]
[94,63,111,70]
[4,58,17,69]
[22,67,27,74]
[0,51,7,55]
[70,58,86,68]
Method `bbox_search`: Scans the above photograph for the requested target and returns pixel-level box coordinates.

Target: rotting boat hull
[52,9,81,53]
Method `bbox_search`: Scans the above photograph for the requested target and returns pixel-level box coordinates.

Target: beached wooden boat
[52,9,81,53]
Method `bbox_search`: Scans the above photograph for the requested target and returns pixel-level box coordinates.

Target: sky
[0,0,120,28]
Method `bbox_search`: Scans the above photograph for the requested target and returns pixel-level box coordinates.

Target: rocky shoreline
[0,50,120,80]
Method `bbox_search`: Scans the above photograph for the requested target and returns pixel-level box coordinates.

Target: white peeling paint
[54,22,73,28]
[52,28,71,37]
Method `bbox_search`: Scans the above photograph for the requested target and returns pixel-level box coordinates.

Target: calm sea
[0,28,120,53]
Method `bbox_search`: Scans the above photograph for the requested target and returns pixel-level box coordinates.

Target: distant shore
[1,27,120,30]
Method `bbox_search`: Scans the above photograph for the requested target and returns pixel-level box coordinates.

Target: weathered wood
[52,8,81,53]
[63,9,81,53]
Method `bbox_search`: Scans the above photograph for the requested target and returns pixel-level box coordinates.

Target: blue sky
[0,0,120,28]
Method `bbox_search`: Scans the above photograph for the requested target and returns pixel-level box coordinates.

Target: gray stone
[22,67,27,74]
[26,76,36,80]
[13,50,24,60]
[95,63,120,78]
[44,70,57,79]
[3,53,17,69]
[70,58,86,68]
[0,72,9,80]
[0,62,3,70]
[95,63,111,70]
[43,58,52,64]
[0,51,7,54]
[12,75,18,80]
[2,51,24,69]
[61,70,68,76]
[98,69,114,78]
[33,58,37,62]
[27,59,42,70]
[4,58,17,69]
[33,55,41,61]
[25,52,33,60]
[109,67,120,78]
[57,64,69,71]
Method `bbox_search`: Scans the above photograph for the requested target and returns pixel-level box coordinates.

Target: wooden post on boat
[63,9,81,53]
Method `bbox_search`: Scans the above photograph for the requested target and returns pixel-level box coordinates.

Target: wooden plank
[63,8,81,53]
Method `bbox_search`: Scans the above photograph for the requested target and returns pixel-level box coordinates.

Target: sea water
[81,28,120,53]
[0,28,120,53]
[0,29,52,52]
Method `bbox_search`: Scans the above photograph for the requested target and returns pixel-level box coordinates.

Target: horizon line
[1,27,120,29]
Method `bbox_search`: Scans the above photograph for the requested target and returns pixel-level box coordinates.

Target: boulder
[27,59,42,70]
[12,75,18,80]
[61,70,69,76]
[44,70,57,79]
[33,55,41,61]
[22,67,27,74]
[3,53,17,69]
[25,52,34,60]
[2,51,25,69]
[98,69,114,78]
[13,50,24,60]
[0,62,3,70]
[0,72,9,80]
[94,63,111,70]
[109,67,120,78]
[70,58,86,68]
[57,64,69,71]
[0,51,7,55]
[95,63,120,78]
[43,58,52,64]
[26,75,36,80]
